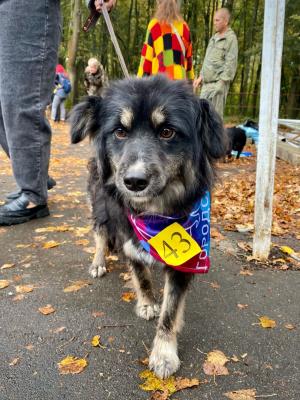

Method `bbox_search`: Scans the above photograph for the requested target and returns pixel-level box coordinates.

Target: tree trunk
[67,0,81,105]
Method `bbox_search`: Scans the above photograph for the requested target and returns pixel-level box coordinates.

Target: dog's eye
[114,128,128,139]
[160,128,176,140]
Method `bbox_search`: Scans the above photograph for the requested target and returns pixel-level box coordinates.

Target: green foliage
[60,0,299,119]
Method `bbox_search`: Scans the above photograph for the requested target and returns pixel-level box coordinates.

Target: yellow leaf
[58,356,88,375]
[15,285,34,294]
[63,280,91,293]
[1,263,15,270]
[139,370,177,395]
[259,316,276,329]
[121,291,136,302]
[42,240,62,249]
[0,280,10,289]
[279,246,294,255]
[38,304,56,315]
[224,388,256,400]
[91,335,102,347]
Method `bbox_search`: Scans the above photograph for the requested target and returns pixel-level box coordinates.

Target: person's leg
[0,103,9,157]
[51,94,61,122]
[60,99,66,121]
[0,0,61,207]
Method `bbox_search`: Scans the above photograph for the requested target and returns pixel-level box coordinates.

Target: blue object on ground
[231,151,253,157]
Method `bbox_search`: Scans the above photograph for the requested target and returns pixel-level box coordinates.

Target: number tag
[148,222,201,266]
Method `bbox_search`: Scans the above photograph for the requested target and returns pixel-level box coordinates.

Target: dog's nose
[124,172,149,192]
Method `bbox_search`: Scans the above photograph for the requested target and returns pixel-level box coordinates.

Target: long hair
[154,0,183,24]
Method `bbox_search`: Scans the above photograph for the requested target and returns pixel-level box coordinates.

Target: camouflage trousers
[200,80,230,119]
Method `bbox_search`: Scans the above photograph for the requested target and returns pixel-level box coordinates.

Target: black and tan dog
[70,75,226,378]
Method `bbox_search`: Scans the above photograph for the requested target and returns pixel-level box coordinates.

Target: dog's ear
[197,99,227,159]
[70,96,102,144]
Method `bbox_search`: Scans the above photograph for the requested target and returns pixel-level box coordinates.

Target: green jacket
[201,28,238,84]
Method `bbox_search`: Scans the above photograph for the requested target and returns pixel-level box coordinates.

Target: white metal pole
[253,0,285,259]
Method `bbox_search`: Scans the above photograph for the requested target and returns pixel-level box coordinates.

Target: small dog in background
[70,75,226,378]
[225,126,247,159]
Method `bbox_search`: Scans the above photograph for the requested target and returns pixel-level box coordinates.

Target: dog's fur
[70,75,226,378]
[225,126,247,159]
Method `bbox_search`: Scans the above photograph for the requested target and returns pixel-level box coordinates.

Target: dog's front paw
[136,303,160,320]
[89,263,107,278]
[149,340,180,378]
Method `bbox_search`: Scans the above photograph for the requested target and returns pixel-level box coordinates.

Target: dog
[225,126,247,159]
[70,75,226,378]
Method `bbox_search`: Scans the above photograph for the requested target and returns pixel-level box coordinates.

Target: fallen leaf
[25,344,34,351]
[235,223,254,233]
[121,291,136,302]
[36,225,73,233]
[9,358,20,366]
[74,226,91,237]
[92,311,105,318]
[139,370,176,395]
[139,357,149,366]
[239,269,253,276]
[284,324,296,330]
[0,280,10,289]
[119,272,131,282]
[224,388,256,400]
[211,228,225,240]
[259,316,276,329]
[91,335,104,347]
[51,326,66,334]
[210,282,220,289]
[75,239,90,246]
[106,254,119,261]
[237,242,252,252]
[12,294,25,301]
[203,350,229,376]
[15,285,34,294]
[237,304,248,310]
[1,263,15,270]
[42,240,62,249]
[63,280,91,293]
[58,356,88,375]
[174,377,200,392]
[83,247,96,254]
[231,355,239,362]
[38,304,55,315]
[139,370,199,398]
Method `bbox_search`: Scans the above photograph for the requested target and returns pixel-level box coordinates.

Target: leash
[83,1,130,79]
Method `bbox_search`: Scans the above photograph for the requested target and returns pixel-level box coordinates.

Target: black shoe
[6,177,56,201]
[0,193,49,226]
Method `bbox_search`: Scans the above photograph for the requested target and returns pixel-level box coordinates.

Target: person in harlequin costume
[137,0,194,82]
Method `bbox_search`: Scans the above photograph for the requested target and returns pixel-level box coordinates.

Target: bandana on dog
[127,192,211,273]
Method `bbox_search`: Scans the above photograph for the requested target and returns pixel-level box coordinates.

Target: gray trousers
[200,80,230,119]
[51,94,66,121]
[0,0,61,205]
